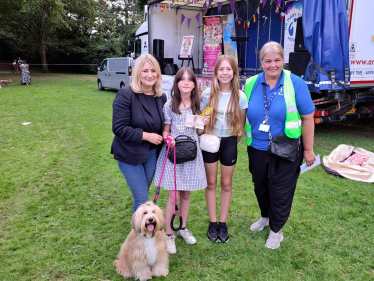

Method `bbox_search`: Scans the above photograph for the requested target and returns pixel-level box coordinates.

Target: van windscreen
[109,60,126,71]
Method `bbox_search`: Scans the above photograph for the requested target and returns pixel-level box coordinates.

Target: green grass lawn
[0,72,373,281]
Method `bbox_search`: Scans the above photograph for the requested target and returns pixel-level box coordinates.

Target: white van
[97,57,133,90]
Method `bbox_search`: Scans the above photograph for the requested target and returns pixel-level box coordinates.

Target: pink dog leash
[153,134,183,231]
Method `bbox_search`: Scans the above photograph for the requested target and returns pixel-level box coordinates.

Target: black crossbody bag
[261,84,300,162]
[168,135,197,164]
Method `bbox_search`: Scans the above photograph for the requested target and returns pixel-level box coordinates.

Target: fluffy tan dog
[114,201,169,281]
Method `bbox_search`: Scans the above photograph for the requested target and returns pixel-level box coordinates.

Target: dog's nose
[148,218,153,223]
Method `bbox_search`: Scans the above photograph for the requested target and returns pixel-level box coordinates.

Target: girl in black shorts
[200,55,248,242]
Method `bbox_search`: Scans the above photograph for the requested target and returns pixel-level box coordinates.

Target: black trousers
[247,143,304,233]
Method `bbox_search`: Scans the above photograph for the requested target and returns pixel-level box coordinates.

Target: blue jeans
[117,148,158,214]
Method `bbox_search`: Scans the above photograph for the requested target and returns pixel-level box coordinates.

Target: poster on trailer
[283,0,303,63]
[222,14,238,63]
[203,16,223,74]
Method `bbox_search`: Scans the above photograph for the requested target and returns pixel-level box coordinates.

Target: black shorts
[202,136,238,166]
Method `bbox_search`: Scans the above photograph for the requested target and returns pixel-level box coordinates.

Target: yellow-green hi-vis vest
[244,70,302,146]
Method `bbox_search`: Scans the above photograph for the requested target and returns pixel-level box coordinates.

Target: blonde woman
[201,55,248,243]
[111,54,167,213]
[245,42,315,249]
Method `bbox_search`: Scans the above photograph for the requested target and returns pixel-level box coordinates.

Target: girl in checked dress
[154,67,210,254]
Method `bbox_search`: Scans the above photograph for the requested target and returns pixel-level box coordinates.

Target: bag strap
[207,94,230,139]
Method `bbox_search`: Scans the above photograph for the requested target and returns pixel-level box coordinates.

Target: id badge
[259,124,270,132]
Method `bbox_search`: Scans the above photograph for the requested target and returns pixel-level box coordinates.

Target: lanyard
[263,83,278,112]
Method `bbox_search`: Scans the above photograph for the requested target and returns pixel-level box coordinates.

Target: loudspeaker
[288,52,311,77]
[163,58,174,65]
[155,57,164,74]
[164,63,178,75]
[153,39,164,59]
[294,17,307,52]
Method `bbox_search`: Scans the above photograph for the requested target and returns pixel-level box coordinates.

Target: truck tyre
[120,82,125,89]
[98,80,105,91]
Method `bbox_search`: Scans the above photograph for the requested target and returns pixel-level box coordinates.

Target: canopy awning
[147,0,241,10]
[303,0,350,93]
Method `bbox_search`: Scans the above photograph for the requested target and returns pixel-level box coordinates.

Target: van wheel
[120,82,125,89]
[98,80,105,91]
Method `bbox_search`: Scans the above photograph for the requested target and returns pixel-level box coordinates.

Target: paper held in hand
[300,154,321,174]
[186,114,204,129]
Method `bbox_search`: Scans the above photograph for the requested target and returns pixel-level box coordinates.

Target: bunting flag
[253,14,256,22]
[188,18,192,28]
[263,0,267,7]
[243,21,246,28]
[256,7,260,14]
[275,4,280,13]
[208,0,213,8]
[154,5,157,11]
[280,12,285,19]
[217,2,223,14]
[244,0,248,4]
[203,1,207,12]
[247,20,250,28]
[181,13,186,25]
[277,0,282,6]
[195,13,200,25]
[161,5,163,12]
[230,0,235,14]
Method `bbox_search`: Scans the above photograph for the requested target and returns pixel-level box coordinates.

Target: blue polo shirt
[246,71,315,151]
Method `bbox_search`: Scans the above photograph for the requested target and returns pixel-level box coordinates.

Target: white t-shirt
[201,88,248,137]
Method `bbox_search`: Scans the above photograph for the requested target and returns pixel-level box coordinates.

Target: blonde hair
[131,54,163,97]
[205,55,243,136]
[260,41,284,62]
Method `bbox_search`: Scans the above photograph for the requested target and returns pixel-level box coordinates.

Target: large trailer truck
[123,0,374,123]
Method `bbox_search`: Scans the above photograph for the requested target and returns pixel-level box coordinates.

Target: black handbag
[268,134,300,162]
[168,135,197,164]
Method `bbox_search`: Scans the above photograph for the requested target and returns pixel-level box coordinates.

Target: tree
[0,0,99,72]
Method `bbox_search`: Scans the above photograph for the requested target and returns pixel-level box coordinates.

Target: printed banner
[180,35,194,58]
[162,75,175,100]
[349,0,374,83]
[203,16,223,74]
[283,0,303,63]
[197,77,212,95]
[222,14,238,63]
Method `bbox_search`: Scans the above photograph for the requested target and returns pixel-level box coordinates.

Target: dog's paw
[153,268,169,277]
[137,273,153,281]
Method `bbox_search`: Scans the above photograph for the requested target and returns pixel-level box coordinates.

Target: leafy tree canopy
[0,0,146,72]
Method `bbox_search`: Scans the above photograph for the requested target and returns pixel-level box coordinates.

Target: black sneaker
[218,222,229,243]
[207,222,219,242]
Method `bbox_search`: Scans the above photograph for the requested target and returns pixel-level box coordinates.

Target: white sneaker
[250,217,269,231]
[166,234,177,254]
[177,228,197,244]
[265,230,284,249]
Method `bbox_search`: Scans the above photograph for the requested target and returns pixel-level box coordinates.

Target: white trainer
[177,228,197,244]
[166,234,177,254]
[250,217,269,231]
[265,230,284,249]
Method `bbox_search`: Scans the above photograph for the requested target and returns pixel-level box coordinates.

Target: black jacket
[111,86,167,164]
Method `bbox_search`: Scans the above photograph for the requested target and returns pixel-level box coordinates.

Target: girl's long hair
[171,67,201,115]
[205,55,242,136]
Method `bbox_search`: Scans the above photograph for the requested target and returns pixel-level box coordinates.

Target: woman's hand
[202,116,210,126]
[143,132,163,145]
[304,150,316,166]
